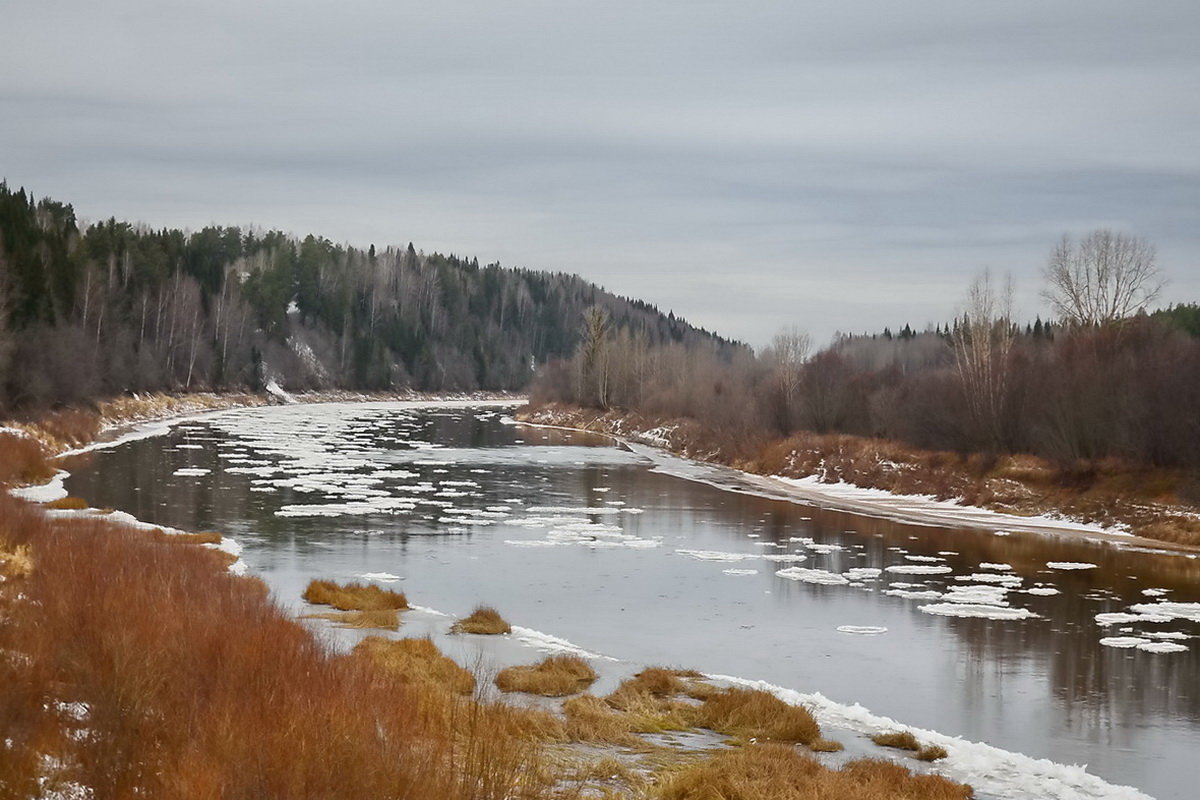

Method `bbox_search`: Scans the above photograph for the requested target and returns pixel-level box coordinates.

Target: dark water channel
[63,402,1200,799]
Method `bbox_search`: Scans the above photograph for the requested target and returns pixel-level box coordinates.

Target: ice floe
[1127,601,1200,623]
[836,625,887,635]
[723,568,759,576]
[885,564,953,575]
[1046,561,1098,570]
[172,468,211,477]
[919,603,1039,620]
[775,567,850,586]
[359,572,402,583]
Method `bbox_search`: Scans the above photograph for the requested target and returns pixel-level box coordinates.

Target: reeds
[0,431,55,487]
[450,605,512,635]
[45,497,89,511]
[495,654,598,697]
[352,636,475,694]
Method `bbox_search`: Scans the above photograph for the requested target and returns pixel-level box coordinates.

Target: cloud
[3,1,1198,346]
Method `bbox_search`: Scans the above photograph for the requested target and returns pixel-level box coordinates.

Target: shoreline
[0,395,1166,799]
[514,404,1200,557]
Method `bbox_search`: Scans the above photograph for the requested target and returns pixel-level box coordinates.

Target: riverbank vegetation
[452,605,513,635]
[528,238,1200,545]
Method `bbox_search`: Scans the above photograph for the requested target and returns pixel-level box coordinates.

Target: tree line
[0,183,737,411]
[535,231,1200,471]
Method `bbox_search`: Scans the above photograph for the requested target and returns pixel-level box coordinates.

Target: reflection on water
[64,403,1198,799]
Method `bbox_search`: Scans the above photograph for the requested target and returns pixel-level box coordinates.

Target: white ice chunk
[836,625,888,635]
[1046,561,1098,570]
[885,564,953,575]
[775,567,850,586]
[919,603,1039,620]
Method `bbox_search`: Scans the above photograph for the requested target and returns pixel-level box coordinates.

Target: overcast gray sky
[3,1,1197,347]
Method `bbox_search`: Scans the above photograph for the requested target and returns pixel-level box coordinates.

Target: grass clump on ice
[602,668,709,734]
[810,737,845,752]
[872,730,921,751]
[916,744,949,761]
[695,687,820,745]
[654,745,971,800]
[352,636,475,695]
[302,578,408,611]
[46,496,89,511]
[450,605,511,635]
[150,529,224,545]
[495,654,598,697]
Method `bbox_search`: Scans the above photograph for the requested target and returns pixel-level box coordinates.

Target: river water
[63,402,1199,799]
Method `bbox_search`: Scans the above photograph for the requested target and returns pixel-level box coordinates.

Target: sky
[3,1,1198,348]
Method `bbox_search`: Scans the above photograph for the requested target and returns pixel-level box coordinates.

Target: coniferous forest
[0,184,737,410]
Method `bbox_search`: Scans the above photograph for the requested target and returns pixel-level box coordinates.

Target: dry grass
[304,608,401,630]
[0,432,56,487]
[601,668,709,734]
[495,655,598,697]
[562,695,642,745]
[45,496,89,511]
[654,744,972,800]
[810,738,845,753]
[352,636,475,695]
[302,578,408,611]
[451,605,512,635]
[0,539,34,579]
[872,730,922,751]
[916,745,949,761]
[0,492,558,799]
[695,688,820,745]
[149,530,224,545]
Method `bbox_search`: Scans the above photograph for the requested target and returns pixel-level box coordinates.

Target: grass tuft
[0,540,34,579]
[352,636,475,694]
[495,655,598,697]
[872,730,921,751]
[450,605,511,635]
[810,737,845,752]
[695,687,820,745]
[916,744,949,761]
[304,609,401,630]
[302,579,408,611]
[45,497,89,511]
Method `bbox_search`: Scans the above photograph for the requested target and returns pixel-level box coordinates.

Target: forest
[535,239,1200,473]
[0,183,736,411]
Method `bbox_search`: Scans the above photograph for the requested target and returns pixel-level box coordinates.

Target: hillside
[0,184,739,410]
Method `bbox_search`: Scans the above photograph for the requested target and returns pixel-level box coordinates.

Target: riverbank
[515,403,1200,551]
[2,393,984,799]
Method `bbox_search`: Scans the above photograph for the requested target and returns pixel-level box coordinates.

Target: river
[62,401,1199,799]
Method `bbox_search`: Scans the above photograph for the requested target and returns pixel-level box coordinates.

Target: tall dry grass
[0,493,554,800]
[655,744,971,800]
[0,431,56,487]
[451,605,512,635]
[302,578,409,611]
[495,655,598,697]
[695,687,820,745]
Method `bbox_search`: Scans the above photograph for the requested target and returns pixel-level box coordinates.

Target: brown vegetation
[654,744,972,800]
[45,496,90,510]
[917,745,949,762]
[0,492,555,799]
[495,655,598,697]
[451,605,512,635]
[302,578,408,611]
[810,738,845,752]
[351,636,475,694]
[149,530,224,545]
[0,431,55,486]
[695,687,820,745]
[872,731,922,751]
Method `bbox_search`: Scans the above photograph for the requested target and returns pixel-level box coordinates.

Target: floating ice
[775,567,850,586]
[1094,612,1172,626]
[675,549,757,562]
[843,567,883,581]
[723,568,759,576]
[979,562,1012,571]
[509,626,613,660]
[1141,588,1168,597]
[904,554,944,562]
[1137,641,1188,653]
[1025,586,1061,596]
[1099,637,1146,649]
[1128,602,1200,622]
[759,553,807,563]
[176,444,205,450]
[837,625,888,635]
[885,589,944,600]
[942,585,1010,606]
[1046,562,1098,570]
[806,543,845,554]
[885,564,953,575]
[955,573,1022,586]
[359,572,402,583]
[172,468,210,477]
[919,603,1039,620]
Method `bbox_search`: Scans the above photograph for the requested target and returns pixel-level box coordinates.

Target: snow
[9,469,69,502]
[508,626,614,661]
[707,674,1152,800]
[775,567,850,586]
[918,603,1039,620]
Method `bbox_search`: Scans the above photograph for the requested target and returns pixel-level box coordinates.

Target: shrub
[0,432,55,487]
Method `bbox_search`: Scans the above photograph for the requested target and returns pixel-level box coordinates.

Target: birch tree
[952,270,1015,449]
[1044,230,1162,326]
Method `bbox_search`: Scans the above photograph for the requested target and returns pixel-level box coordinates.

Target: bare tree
[763,326,811,433]
[576,306,612,408]
[952,270,1015,449]
[1044,230,1163,326]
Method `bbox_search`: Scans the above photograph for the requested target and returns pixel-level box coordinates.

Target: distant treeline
[0,184,737,410]
[535,285,1200,471]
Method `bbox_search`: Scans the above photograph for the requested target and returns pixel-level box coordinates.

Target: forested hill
[0,184,738,409]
